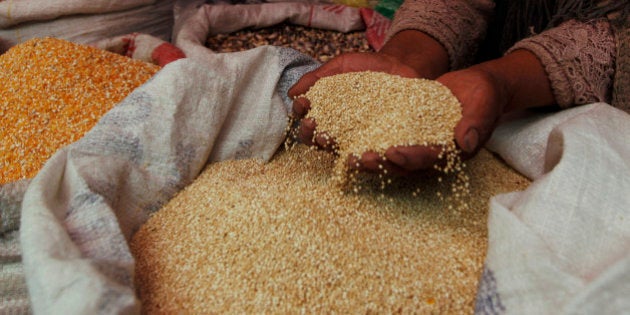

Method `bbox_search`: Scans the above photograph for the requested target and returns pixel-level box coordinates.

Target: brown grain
[206,23,373,62]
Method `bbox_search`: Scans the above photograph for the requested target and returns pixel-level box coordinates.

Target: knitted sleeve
[383,0,494,70]
[509,19,616,107]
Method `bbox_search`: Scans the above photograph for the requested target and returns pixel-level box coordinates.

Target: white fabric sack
[173,1,364,48]
[476,103,630,314]
[0,0,154,28]
[0,0,176,52]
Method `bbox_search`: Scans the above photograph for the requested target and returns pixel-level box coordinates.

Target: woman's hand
[353,49,556,176]
[351,67,508,176]
[288,30,450,150]
[288,51,421,149]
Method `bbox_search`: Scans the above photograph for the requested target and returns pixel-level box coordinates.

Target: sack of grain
[125,65,529,313]
[0,0,153,28]
[19,35,320,315]
[0,0,178,52]
[0,36,160,314]
[173,1,365,52]
[131,145,529,314]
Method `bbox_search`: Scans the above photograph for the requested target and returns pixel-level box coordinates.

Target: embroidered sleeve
[508,19,616,107]
[383,0,494,70]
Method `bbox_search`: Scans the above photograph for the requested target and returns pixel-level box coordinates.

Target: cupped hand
[352,67,508,176]
[287,52,420,150]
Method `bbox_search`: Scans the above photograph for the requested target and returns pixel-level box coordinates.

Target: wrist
[379,30,449,79]
[472,49,555,113]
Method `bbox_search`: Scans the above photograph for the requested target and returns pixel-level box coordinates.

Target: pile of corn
[132,71,530,313]
[0,37,160,185]
[132,146,529,314]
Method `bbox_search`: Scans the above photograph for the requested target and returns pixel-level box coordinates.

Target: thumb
[453,101,501,155]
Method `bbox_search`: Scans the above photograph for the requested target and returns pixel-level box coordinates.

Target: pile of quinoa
[0,37,160,184]
[132,145,530,314]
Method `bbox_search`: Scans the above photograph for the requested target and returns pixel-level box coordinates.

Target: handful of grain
[0,37,160,184]
[305,71,462,155]
[132,146,530,314]
[301,71,465,191]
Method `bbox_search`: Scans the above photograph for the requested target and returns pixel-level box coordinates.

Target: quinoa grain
[301,71,467,202]
[132,146,530,314]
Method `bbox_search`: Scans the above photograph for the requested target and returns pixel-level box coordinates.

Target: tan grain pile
[206,24,373,62]
[0,37,160,184]
[302,71,466,199]
[132,145,530,314]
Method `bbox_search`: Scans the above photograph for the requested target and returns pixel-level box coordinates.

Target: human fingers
[288,57,345,120]
[297,118,338,152]
[287,55,347,102]
[314,131,338,153]
[288,52,420,102]
[298,118,317,146]
[438,70,504,155]
[384,145,444,171]
[347,151,411,177]
[292,96,310,118]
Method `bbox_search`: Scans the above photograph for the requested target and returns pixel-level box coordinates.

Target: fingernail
[387,149,407,167]
[463,128,479,153]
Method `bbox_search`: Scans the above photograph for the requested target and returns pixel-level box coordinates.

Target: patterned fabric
[384,0,494,69]
[509,19,616,107]
[385,0,621,109]
[474,267,505,315]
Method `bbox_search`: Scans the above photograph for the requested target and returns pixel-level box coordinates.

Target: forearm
[379,30,449,79]
[507,19,615,107]
[470,49,555,113]
[473,49,555,113]
[384,0,494,70]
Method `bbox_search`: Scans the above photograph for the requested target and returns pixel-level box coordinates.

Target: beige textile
[482,103,630,314]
